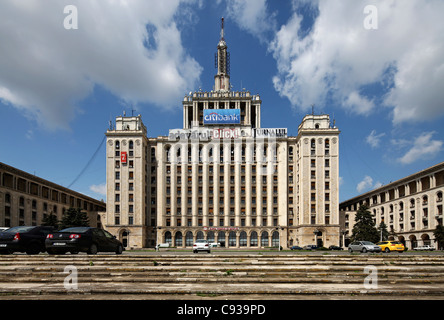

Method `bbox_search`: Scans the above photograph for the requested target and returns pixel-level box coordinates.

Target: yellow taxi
[376,241,405,253]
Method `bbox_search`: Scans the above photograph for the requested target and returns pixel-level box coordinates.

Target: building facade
[339,162,444,249]
[0,162,106,228]
[104,19,341,249]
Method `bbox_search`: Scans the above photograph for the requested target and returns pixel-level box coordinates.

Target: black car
[329,245,344,250]
[0,226,54,254]
[290,246,303,250]
[45,227,124,254]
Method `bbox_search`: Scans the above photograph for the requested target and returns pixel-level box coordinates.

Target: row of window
[164,230,281,247]
[1,178,102,211]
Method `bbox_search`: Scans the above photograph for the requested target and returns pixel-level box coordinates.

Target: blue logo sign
[203,109,240,125]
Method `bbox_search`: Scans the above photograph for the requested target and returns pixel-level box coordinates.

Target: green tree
[350,204,379,243]
[59,208,90,229]
[377,221,389,242]
[41,211,59,229]
[433,224,444,250]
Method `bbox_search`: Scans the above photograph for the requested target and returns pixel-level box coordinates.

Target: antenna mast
[221,17,225,41]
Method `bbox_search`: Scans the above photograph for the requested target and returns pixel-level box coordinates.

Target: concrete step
[0,254,443,298]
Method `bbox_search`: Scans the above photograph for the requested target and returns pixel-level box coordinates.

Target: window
[239,231,247,246]
[250,231,258,246]
[261,232,269,247]
[229,231,236,246]
[272,231,279,247]
[185,231,193,246]
[175,232,183,246]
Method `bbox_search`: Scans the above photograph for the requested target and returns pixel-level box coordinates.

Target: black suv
[0,226,54,254]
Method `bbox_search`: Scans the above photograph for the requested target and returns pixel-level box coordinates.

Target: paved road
[122,248,444,256]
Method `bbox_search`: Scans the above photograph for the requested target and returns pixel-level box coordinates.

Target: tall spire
[220,17,225,41]
[215,17,230,92]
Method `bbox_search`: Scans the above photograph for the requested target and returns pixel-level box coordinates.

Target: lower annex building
[103,19,341,249]
[340,161,444,249]
[0,162,106,228]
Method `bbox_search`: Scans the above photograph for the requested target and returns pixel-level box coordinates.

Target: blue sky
[0,0,443,203]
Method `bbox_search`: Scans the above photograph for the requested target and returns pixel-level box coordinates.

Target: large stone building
[340,162,444,249]
[104,19,341,249]
[0,162,106,228]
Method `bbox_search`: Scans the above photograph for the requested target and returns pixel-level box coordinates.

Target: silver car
[348,241,381,253]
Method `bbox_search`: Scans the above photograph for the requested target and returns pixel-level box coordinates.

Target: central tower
[214,17,230,92]
[181,18,261,130]
[104,17,340,250]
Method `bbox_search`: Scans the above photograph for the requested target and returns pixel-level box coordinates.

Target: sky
[0,0,443,203]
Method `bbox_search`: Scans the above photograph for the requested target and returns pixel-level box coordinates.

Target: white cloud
[269,0,444,122]
[225,0,276,43]
[89,183,106,196]
[0,0,202,131]
[357,176,373,193]
[366,130,385,149]
[397,132,443,164]
[357,175,382,193]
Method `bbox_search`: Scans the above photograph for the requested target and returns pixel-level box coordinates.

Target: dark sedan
[0,226,54,254]
[329,245,344,250]
[45,227,124,254]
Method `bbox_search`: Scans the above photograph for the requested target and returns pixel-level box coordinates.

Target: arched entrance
[250,231,258,247]
[218,231,225,247]
[272,231,279,247]
[261,231,269,247]
[175,231,183,247]
[164,231,172,245]
[239,231,247,247]
[421,234,431,246]
[196,231,204,241]
[228,231,237,247]
[409,235,417,250]
[185,231,193,246]
[121,230,129,248]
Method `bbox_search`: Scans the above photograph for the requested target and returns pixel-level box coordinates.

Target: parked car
[348,241,381,253]
[303,245,318,250]
[0,226,54,254]
[209,242,220,248]
[376,241,405,253]
[155,243,170,250]
[45,227,124,254]
[193,239,211,253]
[290,246,303,250]
[329,245,344,250]
[413,245,435,251]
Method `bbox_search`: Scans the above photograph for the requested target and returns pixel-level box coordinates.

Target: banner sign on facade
[203,227,240,231]
[203,109,240,125]
[167,127,288,141]
[254,128,287,138]
[120,151,127,164]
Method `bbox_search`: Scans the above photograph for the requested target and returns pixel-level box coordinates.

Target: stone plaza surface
[0,251,444,300]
